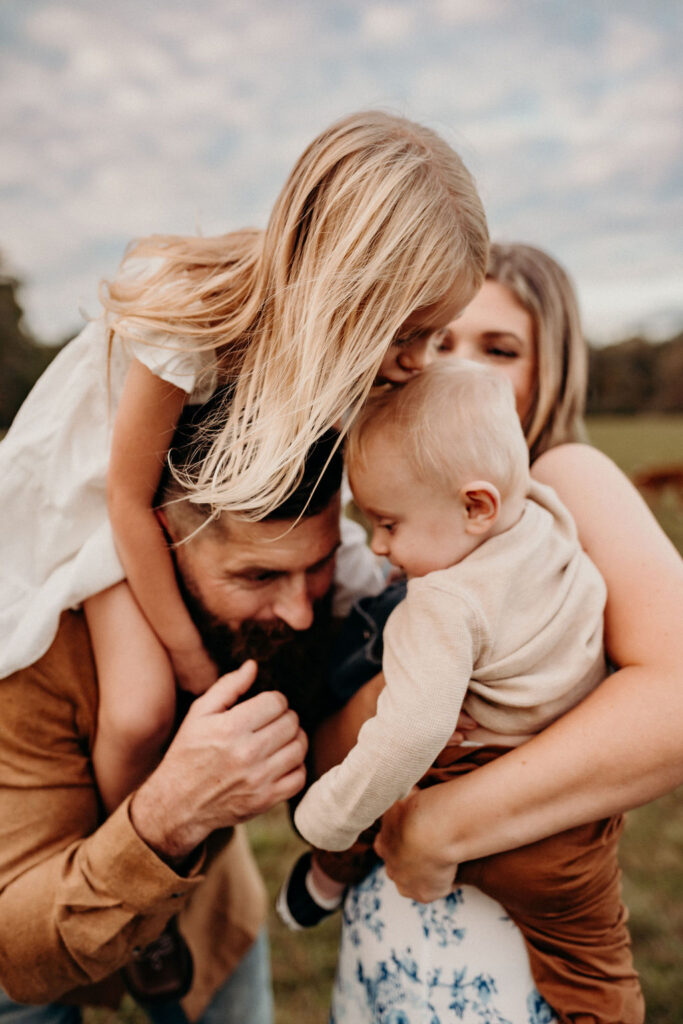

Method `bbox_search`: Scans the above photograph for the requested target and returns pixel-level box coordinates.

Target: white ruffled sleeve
[114,257,216,402]
[125,327,212,398]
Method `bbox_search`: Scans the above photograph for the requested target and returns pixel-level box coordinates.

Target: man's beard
[177,570,337,734]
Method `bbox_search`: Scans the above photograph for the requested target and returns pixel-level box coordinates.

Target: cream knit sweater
[295,480,607,851]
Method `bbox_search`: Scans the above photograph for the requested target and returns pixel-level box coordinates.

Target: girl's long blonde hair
[103,110,488,518]
[487,243,588,462]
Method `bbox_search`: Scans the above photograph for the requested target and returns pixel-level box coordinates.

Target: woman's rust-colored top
[0,611,266,1020]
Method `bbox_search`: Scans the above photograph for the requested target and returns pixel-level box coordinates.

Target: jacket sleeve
[294,582,480,850]
[0,620,204,1004]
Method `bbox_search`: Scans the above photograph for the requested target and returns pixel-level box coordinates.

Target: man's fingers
[252,708,303,758]
[261,727,308,780]
[268,763,308,805]
[194,660,258,714]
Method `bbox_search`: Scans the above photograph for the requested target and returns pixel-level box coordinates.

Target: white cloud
[1,0,681,344]
[360,4,418,44]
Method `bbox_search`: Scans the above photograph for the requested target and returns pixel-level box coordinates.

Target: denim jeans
[0,930,272,1024]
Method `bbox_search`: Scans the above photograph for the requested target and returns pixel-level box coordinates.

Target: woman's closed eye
[486,344,520,359]
[481,333,524,360]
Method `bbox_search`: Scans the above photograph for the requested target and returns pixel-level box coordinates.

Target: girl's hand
[170,644,219,695]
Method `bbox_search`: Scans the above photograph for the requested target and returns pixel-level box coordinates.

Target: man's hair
[158,399,343,542]
[347,361,529,502]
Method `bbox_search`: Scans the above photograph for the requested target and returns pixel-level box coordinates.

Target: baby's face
[350,433,481,578]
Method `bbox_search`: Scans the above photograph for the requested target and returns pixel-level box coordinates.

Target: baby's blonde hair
[487,243,588,462]
[103,110,488,519]
[348,361,529,503]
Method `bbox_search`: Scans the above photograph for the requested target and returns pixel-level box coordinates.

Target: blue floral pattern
[331,866,558,1024]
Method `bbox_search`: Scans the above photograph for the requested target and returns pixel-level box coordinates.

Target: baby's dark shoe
[123,917,193,1005]
[276,851,345,931]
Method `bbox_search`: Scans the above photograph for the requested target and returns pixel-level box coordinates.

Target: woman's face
[442,280,537,424]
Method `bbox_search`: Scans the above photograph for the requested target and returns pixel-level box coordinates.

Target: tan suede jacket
[0,612,266,1020]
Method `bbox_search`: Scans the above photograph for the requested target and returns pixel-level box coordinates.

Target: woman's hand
[374,786,459,902]
[446,710,478,745]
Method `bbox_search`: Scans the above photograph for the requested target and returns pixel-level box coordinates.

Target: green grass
[84,415,682,1023]
[248,805,340,1024]
[586,414,683,554]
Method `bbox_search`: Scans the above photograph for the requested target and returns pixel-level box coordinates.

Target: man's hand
[374,786,458,903]
[130,660,307,863]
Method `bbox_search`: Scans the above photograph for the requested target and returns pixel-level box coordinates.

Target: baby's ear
[460,481,500,535]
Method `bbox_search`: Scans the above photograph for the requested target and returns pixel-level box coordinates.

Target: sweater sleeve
[294,581,480,850]
[0,626,205,1004]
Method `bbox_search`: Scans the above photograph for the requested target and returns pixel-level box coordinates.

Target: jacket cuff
[77,796,206,915]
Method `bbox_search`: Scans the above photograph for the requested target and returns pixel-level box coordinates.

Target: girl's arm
[108,359,217,694]
[368,444,683,901]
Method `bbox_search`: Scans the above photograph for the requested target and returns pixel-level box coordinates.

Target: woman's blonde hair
[103,110,488,518]
[347,360,529,503]
[487,243,588,462]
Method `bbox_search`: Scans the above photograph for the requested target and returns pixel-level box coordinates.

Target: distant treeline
[587,334,683,415]
[1,267,682,431]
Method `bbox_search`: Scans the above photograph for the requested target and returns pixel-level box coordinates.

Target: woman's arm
[108,359,216,693]
[374,443,683,901]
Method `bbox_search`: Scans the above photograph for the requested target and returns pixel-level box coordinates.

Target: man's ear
[459,481,501,535]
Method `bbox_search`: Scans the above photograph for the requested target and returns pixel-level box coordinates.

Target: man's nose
[396,336,438,374]
[272,573,314,630]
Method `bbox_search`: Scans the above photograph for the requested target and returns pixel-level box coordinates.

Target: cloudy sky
[1,0,681,345]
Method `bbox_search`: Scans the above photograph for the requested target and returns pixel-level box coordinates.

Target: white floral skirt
[331,865,558,1024]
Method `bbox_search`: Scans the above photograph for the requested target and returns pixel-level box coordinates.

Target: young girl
[320,244,682,1024]
[0,110,488,813]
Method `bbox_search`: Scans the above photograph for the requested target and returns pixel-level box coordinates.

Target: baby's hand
[171,644,219,694]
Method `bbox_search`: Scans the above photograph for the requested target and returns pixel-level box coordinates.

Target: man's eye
[243,572,277,585]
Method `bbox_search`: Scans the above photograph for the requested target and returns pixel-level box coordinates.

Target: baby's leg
[85,582,177,813]
[277,850,347,931]
[423,746,643,1023]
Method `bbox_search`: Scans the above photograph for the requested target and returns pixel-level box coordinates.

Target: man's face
[172,497,341,636]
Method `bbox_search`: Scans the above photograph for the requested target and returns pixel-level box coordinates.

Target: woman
[319,244,683,1023]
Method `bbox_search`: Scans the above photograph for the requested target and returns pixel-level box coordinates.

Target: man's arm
[0,647,306,1003]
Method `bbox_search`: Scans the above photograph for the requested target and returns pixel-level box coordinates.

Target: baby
[279,361,638,1018]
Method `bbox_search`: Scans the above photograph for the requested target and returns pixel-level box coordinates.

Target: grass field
[85,416,683,1024]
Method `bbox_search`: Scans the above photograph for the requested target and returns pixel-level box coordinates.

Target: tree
[0,267,63,430]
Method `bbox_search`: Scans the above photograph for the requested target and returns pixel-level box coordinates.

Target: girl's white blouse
[0,310,384,680]
[0,313,217,679]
